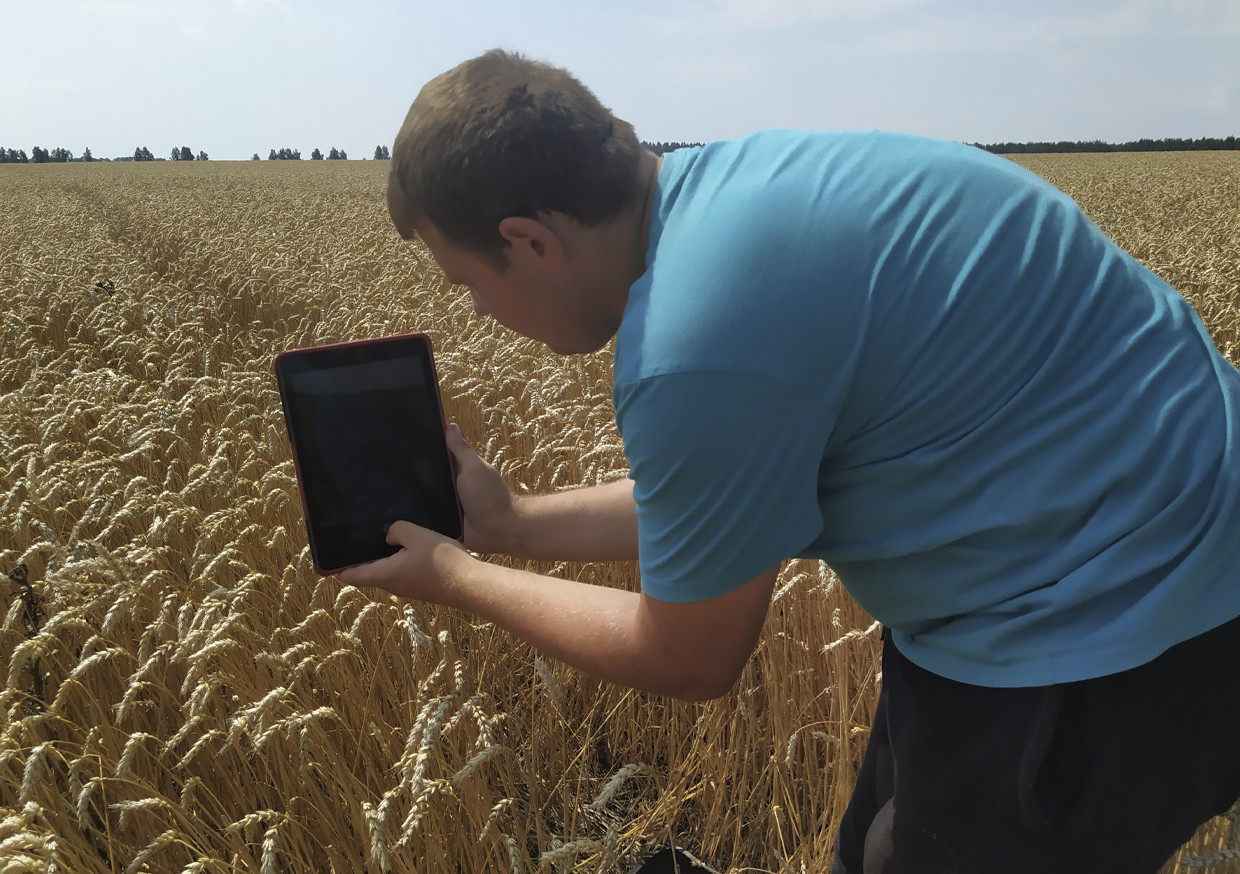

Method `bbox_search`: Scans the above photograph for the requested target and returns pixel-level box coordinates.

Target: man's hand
[444,424,522,555]
[445,424,639,562]
[337,520,472,601]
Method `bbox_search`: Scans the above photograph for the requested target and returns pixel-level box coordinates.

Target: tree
[374,144,390,160]
[641,140,705,156]
[49,147,72,162]
[31,146,49,163]
[252,153,261,161]
[180,146,194,161]
[82,147,94,162]
[311,148,323,160]
[197,150,209,161]
[134,146,155,161]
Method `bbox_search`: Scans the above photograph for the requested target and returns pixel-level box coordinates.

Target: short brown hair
[388,50,646,263]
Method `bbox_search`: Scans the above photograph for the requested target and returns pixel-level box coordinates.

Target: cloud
[648,0,930,34]
[819,0,1240,60]
[1170,0,1240,35]
[81,0,186,15]
[232,0,291,12]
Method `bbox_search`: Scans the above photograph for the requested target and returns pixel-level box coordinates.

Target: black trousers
[833,617,1240,873]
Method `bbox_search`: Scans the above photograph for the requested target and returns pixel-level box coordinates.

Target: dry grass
[0,152,1237,872]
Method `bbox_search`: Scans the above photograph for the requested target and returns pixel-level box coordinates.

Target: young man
[341,49,1240,872]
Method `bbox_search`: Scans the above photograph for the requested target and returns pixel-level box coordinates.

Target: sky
[2,0,1238,161]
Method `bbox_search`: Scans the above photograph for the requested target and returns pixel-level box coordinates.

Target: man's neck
[630,150,663,284]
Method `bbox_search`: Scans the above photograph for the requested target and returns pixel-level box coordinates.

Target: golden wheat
[0,154,1237,872]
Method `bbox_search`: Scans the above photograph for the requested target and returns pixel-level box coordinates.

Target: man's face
[413,219,617,355]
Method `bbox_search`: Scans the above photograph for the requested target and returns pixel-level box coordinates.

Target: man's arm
[339,523,778,700]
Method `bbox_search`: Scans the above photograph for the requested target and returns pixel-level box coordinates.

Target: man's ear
[497,216,566,269]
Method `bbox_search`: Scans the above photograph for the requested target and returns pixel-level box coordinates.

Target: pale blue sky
[2,0,1237,161]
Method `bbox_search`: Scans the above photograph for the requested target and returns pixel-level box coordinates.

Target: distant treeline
[6,136,1236,165]
[0,146,206,163]
[973,136,1240,154]
[645,137,1240,156]
[1,147,83,163]
[643,141,705,155]
[0,145,393,163]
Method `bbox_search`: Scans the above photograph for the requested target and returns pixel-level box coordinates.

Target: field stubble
[0,154,1236,872]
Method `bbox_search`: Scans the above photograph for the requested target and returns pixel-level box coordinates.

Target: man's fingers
[337,525,415,586]
[445,422,480,465]
[338,542,409,587]
[386,520,418,546]
[338,562,377,586]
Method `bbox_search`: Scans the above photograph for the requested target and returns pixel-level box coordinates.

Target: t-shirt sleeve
[615,369,828,602]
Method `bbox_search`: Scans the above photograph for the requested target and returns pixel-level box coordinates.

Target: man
[341,49,1240,872]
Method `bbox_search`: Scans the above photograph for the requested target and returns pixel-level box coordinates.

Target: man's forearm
[436,548,668,690]
[340,518,779,702]
[503,477,639,562]
[430,543,755,700]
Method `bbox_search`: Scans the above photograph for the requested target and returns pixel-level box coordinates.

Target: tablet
[274,333,463,575]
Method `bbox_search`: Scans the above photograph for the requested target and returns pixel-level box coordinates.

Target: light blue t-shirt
[613,129,1240,687]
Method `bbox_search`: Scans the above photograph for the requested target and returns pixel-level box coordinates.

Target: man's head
[387,49,646,268]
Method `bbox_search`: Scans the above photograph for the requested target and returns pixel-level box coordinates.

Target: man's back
[615,129,1240,685]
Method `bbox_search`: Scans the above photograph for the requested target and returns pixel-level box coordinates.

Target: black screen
[276,335,461,573]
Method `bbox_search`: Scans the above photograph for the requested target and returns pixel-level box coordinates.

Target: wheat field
[1,152,1237,873]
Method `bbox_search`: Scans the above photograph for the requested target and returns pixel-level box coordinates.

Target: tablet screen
[275,334,462,574]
